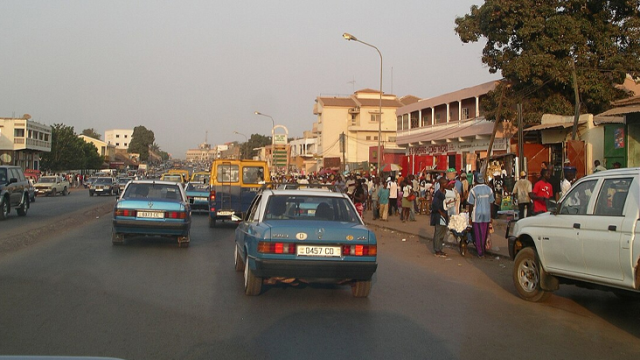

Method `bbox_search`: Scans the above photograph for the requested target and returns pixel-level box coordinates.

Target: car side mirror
[548,199,558,214]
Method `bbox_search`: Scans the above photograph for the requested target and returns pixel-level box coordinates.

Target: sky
[0,0,500,158]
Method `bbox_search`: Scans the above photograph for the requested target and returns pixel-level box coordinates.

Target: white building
[105,129,134,150]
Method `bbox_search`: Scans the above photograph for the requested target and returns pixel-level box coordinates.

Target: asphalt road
[1,196,640,359]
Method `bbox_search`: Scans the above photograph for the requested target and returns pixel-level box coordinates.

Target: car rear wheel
[0,197,9,220]
[234,245,244,272]
[351,280,372,298]
[513,247,551,302]
[244,259,262,296]
[17,195,28,216]
[209,216,216,228]
[112,231,125,245]
[178,233,190,248]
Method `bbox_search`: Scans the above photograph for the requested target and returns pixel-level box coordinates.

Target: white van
[508,167,639,301]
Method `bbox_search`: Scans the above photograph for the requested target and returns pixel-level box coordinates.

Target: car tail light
[342,245,377,256]
[165,211,187,219]
[209,190,216,201]
[114,209,137,217]
[258,242,295,254]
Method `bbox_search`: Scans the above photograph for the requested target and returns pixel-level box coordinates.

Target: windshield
[39,177,57,183]
[186,183,209,191]
[95,178,112,184]
[264,195,360,223]
[123,183,183,200]
[191,173,209,182]
[118,178,131,185]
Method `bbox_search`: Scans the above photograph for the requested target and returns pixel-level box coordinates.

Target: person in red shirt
[529,169,552,214]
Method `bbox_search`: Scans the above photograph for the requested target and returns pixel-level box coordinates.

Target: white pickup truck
[34,176,70,196]
[508,167,639,301]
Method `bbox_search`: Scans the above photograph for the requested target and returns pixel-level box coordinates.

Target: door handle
[608,225,617,231]
[573,223,581,229]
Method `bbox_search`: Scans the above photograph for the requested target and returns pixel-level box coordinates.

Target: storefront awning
[524,118,587,132]
[594,116,626,125]
[398,120,495,145]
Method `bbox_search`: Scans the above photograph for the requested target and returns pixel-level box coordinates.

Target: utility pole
[341,132,346,172]
[570,60,581,140]
[517,103,525,175]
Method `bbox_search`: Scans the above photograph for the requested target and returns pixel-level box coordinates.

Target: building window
[116,143,120,146]
[388,136,396,143]
[370,114,380,122]
[116,134,120,138]
[397,116,402,130]
[374,136,378,141]
[402,114,409,130]
[14,129,25,137]
[124,143,128,147]
[44,134,49,142]
[436,113,441,121]
[28,130,32,138]
[351,114,357,120]
[366,136,372,140]
[462,108,469,119]
[124,135,128,138]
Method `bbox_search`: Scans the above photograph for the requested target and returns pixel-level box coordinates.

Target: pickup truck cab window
[594,178,632,216]
[559,180,597,215]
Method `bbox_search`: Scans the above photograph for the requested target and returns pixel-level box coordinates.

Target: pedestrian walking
[401,179,413,223]
[388,178,398,216]
[430,177,449,258]
[378,182,390,221]
[370,178,380,220]
[353,178,366,219]
[530,169,553,215]
[467,175,494,258]
[512,171,532,218]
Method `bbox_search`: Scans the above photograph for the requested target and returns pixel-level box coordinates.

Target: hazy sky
[1,0,500,158]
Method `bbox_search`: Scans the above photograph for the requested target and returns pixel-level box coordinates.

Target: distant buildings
[104,129,134,150]
[78,135,116,162]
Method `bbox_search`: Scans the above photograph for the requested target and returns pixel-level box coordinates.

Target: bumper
[113,219,191,236]
[252,258,378,281]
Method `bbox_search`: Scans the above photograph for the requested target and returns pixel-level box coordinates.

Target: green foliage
[40,124,105,171]
[456,0,640,119]
[240,133,272,159]
[81,128,101,140]
[128,126,155,161]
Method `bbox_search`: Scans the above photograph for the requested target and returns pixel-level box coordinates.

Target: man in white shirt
[389,178,398,216]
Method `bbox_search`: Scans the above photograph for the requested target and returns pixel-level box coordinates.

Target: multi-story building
[0,116,51,171]
[186,142,216,162]
[104,129,134,150]
[395,80,514,173]
[289,131,318,174]
[312,89,407,172]
[78,135,116,162]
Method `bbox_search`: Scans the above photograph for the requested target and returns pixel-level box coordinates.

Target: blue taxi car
[234,187,378,297]
[112,180,191,248]
[185,182,210,213]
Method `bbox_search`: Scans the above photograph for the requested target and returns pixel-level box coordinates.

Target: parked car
[0,166,30,219]
[112,180,191,247]
[89,177,118,196]
[234,186,378,297]
[508,168,640,302]
[34,175,70,196]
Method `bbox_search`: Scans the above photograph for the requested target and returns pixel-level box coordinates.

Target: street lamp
[254,111,276,170]
[343,32,383,175]
[233,131,248,160]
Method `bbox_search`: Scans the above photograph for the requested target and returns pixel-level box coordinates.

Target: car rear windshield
[186,183,209,191]
[264,195,360,223]
[217,165,239,183]
[39,177,57,183]
[124,183,182,200]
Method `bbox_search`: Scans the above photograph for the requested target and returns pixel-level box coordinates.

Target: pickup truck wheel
[234,245,244,272]
[351,280,372,298]
[513,247,551,302]
[51,189,56,197]
[62,187,68,196]
[244,260,262,296]
[0,197,9,220]
[17,195,29,216]
[89,191,94,197]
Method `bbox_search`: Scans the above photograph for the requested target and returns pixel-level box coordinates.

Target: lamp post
[343,32,383,175]
[233,131,248,159]
[254,111,276,170]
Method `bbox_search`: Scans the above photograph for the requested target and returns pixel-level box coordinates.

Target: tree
[455,1,640,121]
[128,126,155,161]
[241,134,272,159]
[40,124,104,172]
[81,128,102,140]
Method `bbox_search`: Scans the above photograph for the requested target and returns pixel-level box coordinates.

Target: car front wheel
[513,247,551,302]
[244,259,262,296]
[17,195,28,216]
[0,197,9,220]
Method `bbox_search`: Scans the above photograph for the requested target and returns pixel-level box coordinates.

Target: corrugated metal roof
[594,116,625,125]
[524,118,587,132]
[596,105,640,117]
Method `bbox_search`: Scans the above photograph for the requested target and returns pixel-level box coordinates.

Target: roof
[132,179,183,186]
[318,97,358,107]
[612,95,640,107]
[356,98,405,107]
[354,88,381,94]
[596,105,640,117]
[397,119,495,144]
[262,189,349,198]
[399,95,421,106]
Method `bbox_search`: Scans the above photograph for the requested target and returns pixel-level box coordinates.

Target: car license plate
[218,211,233,216]
[195,197,207,201]
[137,211,164,219]
[297,246,341,257]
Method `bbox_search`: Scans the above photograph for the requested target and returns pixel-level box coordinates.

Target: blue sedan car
[234,187,378,297]
[185,182,210,213]
[112,180,191,248]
